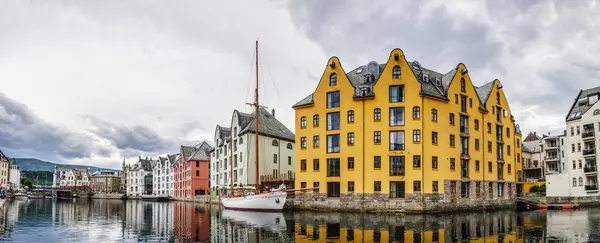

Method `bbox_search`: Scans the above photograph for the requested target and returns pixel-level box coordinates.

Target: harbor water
[0,198,598,242]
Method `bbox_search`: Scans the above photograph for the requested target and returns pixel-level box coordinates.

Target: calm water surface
[0,199,598,242]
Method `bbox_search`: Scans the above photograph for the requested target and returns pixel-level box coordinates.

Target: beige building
[0,150,10,188]
[91,170,121,193]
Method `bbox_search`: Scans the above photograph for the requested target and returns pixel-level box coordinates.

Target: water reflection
[0,199,599,242]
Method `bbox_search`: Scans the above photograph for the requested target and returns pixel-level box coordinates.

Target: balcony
[583,148,596,157]
[461,168,469,179]
[585,184,599,191]
[585,166,598,173]
[545,168,560,175]
[545,156,558,162]
[582,130,595,140]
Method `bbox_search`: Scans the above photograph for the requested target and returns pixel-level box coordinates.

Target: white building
[153,155,176,197]
[8,159,20,188]
[547,87,600,197]
[53,167,91,187]
[126,157,157,197]
[210,108,295,194]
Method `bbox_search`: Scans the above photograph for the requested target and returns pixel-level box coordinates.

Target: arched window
[573,177,577,187]
[347,110,354,123]
[272,140,279,146]
[594,109,600,116]
[431,109,437,121]
[374,108,381,121]
[496,92,500,105]
[329,73,337,86]
[412,106,420,119]
[460,78,466,92]
[239,137,243,144]
[234,127,237,136]
[313,114,319,126]
[300,116,307,128]
[392,66,401,79]
[579,177,583,186]
[287,143,293,149]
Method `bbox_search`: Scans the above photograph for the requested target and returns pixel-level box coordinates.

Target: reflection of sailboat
[221,40,287,212]
[221,209,287,232]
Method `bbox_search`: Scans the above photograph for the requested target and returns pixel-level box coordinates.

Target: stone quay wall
[546,196,600,207]
[292,180,516,214]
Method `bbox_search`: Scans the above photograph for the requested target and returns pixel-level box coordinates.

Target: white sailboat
[221,40,287,212]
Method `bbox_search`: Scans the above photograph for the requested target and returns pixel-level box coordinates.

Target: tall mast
[255,40,260,193]
[230,127,233,191]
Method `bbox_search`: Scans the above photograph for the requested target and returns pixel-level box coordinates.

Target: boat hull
[221,191,287,212]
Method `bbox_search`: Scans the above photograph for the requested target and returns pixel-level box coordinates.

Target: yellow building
[293,48,522,210]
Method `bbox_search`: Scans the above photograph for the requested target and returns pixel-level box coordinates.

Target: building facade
[174,142,213,198]
[53,168,91,188]
[126,157,157,197]
[293,49,522,208]
[91,170,121,193]
[210,109,295,195]
[0,150,10,188]
[8,159,20,188]
[548,87,600,197]
[153,156,175,197]
[522,139,543,182]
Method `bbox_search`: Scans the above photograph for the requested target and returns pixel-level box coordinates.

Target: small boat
[221,41,287,212]
[27,194,44,199]
[14,192,28,198]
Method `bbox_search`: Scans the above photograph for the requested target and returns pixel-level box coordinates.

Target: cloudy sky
[1,0,599,169]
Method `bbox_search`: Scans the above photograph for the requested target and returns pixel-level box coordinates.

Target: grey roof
[216,126,230,146]
[158,156,168,167]
[236,111,254,131]
[474,81,495,107]
[566,86,600,121]
[167,154,178,166]
[239,108,295,142]
[187,141,213,161]
[181,145,196,161]
[0,149,8,162]
[292,94,314,107]
[522,141,541,153]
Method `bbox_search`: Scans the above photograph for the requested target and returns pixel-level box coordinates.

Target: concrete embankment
[91,193,125,199]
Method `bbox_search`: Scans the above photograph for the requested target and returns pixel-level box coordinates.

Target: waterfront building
[173,142,213,198]
[90,170,121,193]
[292,49,522,209]
[547,87,600,197]
[209,109,295,195]
[0,150,10,188]
[126,157,157,197]
[153,156,174,197]
[53,167,91,188]
[522,139,543,182]
[8,159,20,188]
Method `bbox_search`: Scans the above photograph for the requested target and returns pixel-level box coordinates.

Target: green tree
[529,185,539,193]
[21,177,33,188]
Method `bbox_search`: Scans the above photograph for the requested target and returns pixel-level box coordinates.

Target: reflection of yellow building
[293,48,523,206]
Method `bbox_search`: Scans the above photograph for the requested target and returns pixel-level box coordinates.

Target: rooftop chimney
[271,109,275,117]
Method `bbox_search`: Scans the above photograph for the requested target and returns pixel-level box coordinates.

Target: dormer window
[436,78,441,86]
[423,74,429,82]
[589,94,599,105]
[367,61,379,74]
[329,73,337,86]
[392,66,401,79]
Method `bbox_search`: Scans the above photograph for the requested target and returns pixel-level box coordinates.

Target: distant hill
[14,158,116,172]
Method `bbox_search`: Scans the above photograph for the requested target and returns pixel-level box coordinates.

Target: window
[413,181,421,192]
[196,170,199,176]
[487,123,492,133]
[475,139,480,150]
[497,143,504,160]
[460,116,469,133]
[488,161,493,172]
[347,110,354,122]
[461,96,467,112]
[301,182,307,189]
[287,143,293,149]
[450,113,455,125]
[314,182,319,192]
[572,144,575,153]
[577,126,580,135]
[573,177,577,187]
[347,132,355,145]
[507,145,511,155]
[348,181,355,192]
[374,108,381,121]
[389,107,405,126]
[327,112,340,130]
[432,181,438,193]
[288,156,292,165]
[301,160,307,171]
[496,92,500,104]
[571,127,574,136]
[273,154,278,164]
[432,109,438,121]
[412,106,420,119]
[573,160,576,169]
[488,141,492,152]
[508,164,512,174]
[475,160,480,171]
[374,156,381,169]
[327,134,340,153]
[390,131,405,150]
[455,94,459,104]
[329,73,337,86]
[327,91,340,108]
[474,119,479,130]
[461,182,469,198]
[432,132,438,144]
[578,143,581,152]
[312,136,320,148]
[450,134,455,147]
[506,128,510,138]
[301,137,307,148]
[460,78,466,92]
[374,131,381,144]
[413,130,421,143]
[450,158,456,170]
[392,65,401,79]
[469,98,473,108]
[348,157,354,169]
[300,116,307,128]
[413,155,421,168]
[450,181,457,194]
[497,183,504,197]
[390,156,405,176]
[327,159,340,177]
[374,181,381,192]
[313,115,319,126]
[196,161,200,167]
[389,85,404,102]
[432,156,438,169]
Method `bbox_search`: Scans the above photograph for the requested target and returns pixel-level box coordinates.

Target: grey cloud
[0,93,110,159]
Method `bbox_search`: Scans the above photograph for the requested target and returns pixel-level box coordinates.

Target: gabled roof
[522,141,541,153]
[474,81,495,107]
[566,86,600,121]
[187,141,213,161]
[238,108,295,142]
[181,145,196,161]
[0,149,8,162]
[523,132,542,142]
